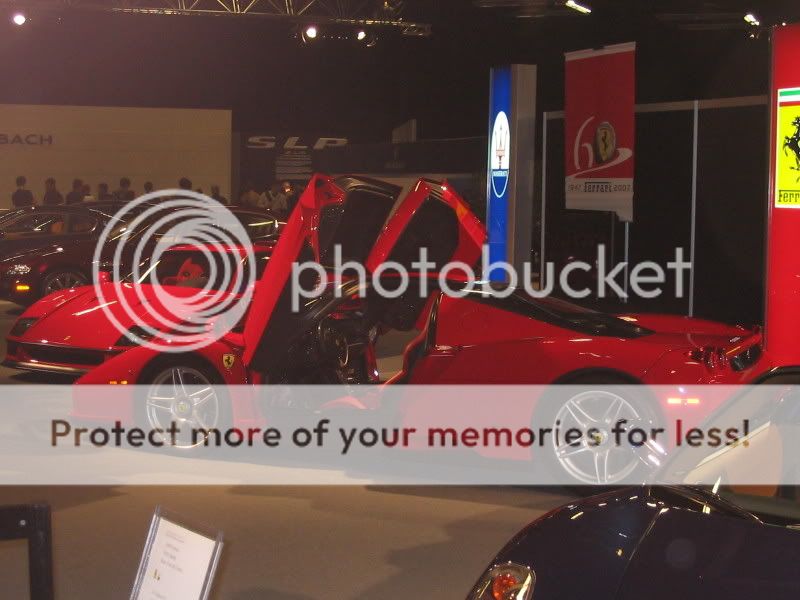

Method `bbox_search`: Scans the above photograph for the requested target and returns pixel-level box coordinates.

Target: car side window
[67,214,97,234]
[3,213,66,234]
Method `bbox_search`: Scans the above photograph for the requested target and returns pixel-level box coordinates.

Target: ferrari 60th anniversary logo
[776,87,800,208]
[594,121,617,164]
[222,354,236,369]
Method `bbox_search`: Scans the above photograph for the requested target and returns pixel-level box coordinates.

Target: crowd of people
[238,180,299,218]
[11,176,229,209]
[11,175,298,219]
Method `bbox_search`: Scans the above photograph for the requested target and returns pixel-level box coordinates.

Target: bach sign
[564,42,636,221]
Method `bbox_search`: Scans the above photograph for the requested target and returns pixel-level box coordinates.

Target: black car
[0,205,280,304]
[0,204,120,258]
[468,373,800,600]
[469,485,800,600]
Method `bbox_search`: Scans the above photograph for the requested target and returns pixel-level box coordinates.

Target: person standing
[65,179,85,204]
[211,185,227,204]
[81,183,95,202]
[239,181,262,210]
[114,177,135,202]
[11,176,34,207]
[264,182,287,217]
[143,181,154,195]
[42,178,64,206]
[282,180,298,215]
[97,183,113,201]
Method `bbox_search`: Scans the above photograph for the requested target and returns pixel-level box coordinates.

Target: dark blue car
[468,373,800,600]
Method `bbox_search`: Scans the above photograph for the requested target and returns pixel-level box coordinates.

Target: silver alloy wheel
[145,366,220,449]
[552,390,653,485]
[44,271,86,294]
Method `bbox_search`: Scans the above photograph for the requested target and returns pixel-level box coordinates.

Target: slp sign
[486,65,536,281]
[766,23,800,365]
[246,136,348,150]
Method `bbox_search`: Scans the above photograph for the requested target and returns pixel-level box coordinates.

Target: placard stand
[130,507,223,600]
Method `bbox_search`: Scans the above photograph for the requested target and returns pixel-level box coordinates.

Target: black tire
[40,269,88,297]
[136,356,231,451]
[535,374,660,493]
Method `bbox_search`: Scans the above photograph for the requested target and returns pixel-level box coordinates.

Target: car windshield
[660,373,800,526]
[140,209,279,242]
[130,249,270,293]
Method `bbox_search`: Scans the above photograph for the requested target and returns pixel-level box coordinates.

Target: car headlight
[5,264,31,276]
[10,317,38,337]
[115,325,156,347]
[468,562,535,600]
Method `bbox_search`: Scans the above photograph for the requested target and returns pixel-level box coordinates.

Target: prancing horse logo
[222,354,236,369]
[784,116,800,182]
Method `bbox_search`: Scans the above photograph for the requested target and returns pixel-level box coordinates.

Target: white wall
[0,104,232,207]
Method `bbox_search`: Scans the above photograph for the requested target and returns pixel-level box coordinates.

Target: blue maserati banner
[486,65,512,281]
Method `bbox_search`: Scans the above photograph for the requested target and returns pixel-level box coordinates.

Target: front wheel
[41,270,87,296]
[139,362,229,449]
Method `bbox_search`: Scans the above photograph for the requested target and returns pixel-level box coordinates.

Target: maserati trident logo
[490,111,511,198]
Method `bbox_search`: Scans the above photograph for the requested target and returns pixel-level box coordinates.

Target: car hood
[492,486,778,600]
[0,243,64,265]
[17,282,233,349]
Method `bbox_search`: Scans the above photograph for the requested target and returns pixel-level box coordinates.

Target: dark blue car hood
[492,487,800,600]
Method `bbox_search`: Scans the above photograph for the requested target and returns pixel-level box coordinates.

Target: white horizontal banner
[1,385,797,486]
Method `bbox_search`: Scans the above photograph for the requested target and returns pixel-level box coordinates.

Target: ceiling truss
[1,0,432,34]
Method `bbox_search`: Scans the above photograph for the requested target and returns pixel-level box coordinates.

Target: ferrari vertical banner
[766,23,800,364]
[486,65,537,281]
[564,42,636,221]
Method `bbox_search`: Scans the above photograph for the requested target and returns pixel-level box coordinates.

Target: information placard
[130,508,223,600]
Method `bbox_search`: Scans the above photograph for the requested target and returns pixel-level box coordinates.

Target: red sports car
[4,174,772,479]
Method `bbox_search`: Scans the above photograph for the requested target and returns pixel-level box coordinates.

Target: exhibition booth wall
[541,96,768,327]
[0,104,232,206]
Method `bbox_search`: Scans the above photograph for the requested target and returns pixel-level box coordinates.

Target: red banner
[564,42,636,221]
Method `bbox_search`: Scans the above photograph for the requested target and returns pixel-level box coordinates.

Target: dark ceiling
[0,0,797,140]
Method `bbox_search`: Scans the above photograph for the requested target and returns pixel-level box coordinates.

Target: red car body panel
[365,180,486,271]
[242,174,344,364]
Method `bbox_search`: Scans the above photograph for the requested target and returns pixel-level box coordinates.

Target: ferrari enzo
[3,174,773,478]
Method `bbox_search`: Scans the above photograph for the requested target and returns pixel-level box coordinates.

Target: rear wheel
[41,270,87,296]
[139,360,229,449]
[538,375,662,488]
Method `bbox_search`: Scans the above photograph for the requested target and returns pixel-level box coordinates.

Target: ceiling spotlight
[305,25,318,39]
[565,1,591,15]
[12,12,26,25]
[743,13,760,26]
[356,29,367,41]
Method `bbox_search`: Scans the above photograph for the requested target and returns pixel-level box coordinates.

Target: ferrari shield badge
[222,354,236,369]
[776,87,800,208]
